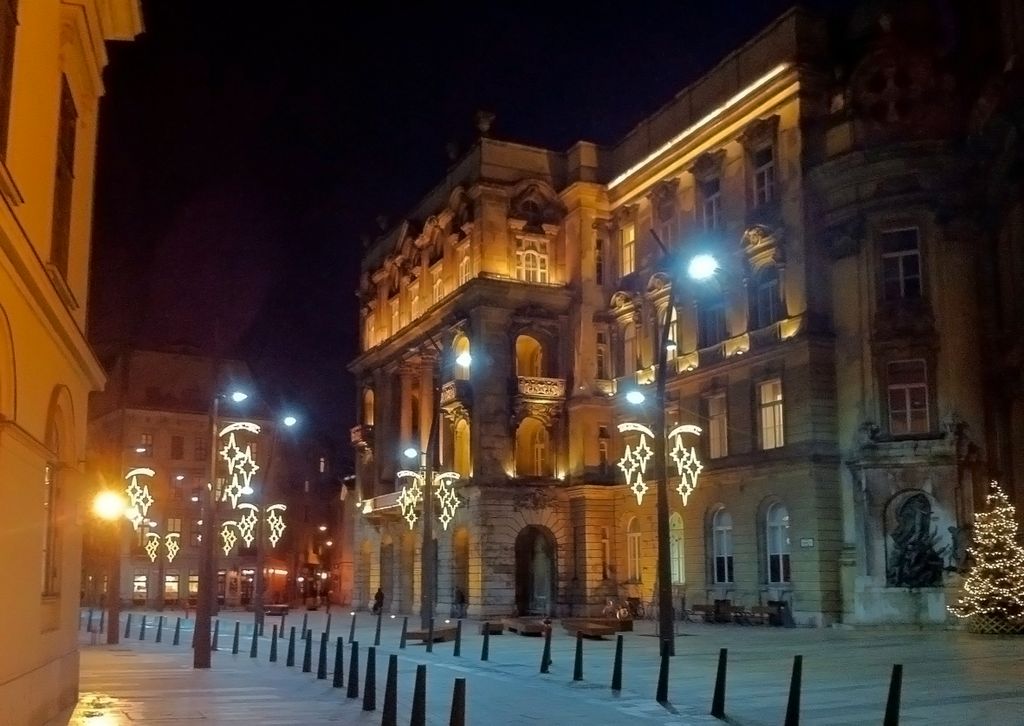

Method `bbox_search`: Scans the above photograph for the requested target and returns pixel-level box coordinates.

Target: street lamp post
[92,490,127,645]
[652,281,675,658]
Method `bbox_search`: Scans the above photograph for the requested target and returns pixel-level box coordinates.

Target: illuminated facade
[0,2,141,722]
[349,3,1024,626]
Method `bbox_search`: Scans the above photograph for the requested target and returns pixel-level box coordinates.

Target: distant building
[349,2,1024,627]
[0,2,141,722]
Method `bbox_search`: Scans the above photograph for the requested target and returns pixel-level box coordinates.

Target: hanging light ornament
[144,532,161,562]
[617,422,703,506]
[218,422,261,508]
[220,520,239,556]
[164,532,181,563]
[433,471,462,530]
[668,424,703,504]
[266,504,287,547]
[236,503,259,547]
[396,469,425,529]
[616,423,655,504]
[124,467,156,530]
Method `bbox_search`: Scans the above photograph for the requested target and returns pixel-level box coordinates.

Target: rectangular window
[627,531,641,581]
[364,315,375,348]
[598,426,609,474]
[753,275,781,329]
[881,228,922,300]
[758,378,785,450]
[170,475,183,501]
[707,393,728,459]
[458,252,471,286]
[410,282,420,318]
[887,359,929,435]
[190,519,202,547]
[701,178,722,231]
[596,332,608,379]
[194,436,206,461]
[752,145,775,206]
[620,223,636,276]
[713,515,734,584]
[600,527,610,580]
[595,238,605,285]
[390,298,399,335]
[50,76,77,279]
[515,238,549,283]
[170,435,184,460]
[42,465,59,595]
[0,0,18,160]
[188,572,199,596]
[133,572,148,600]
[164,573,180,600]
[697,301,727,349]
[166,517,182,534]
[432,264,444,303]
[623,322,638,372]
[139,432,153,457]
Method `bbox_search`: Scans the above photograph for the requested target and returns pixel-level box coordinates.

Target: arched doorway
[514,526,556,615]
[515,334,544,376]
[379,537,394,610]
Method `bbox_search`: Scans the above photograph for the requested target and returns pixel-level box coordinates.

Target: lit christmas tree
[949,481,1024,633]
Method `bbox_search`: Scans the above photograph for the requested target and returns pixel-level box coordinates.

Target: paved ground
[58,608,1024,725]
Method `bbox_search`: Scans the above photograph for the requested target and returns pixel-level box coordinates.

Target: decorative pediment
[648,179,679,222]
[688,149,726,182]
[645,272,672,295]
[508,180,565,232]
[739,115,780,150]
[609,290,640,313]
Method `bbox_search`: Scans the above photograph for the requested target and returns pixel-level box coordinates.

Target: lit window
[881,228,922,301]
[701,178,722,231]
[188,572,199,595]
[532,426,548,475]
[752,145,775,206]
[887,360,929,435]
[515,238,549,283]
[712,509,734,584]
[164,573,180,601]
[458,252,471,286]
[133,572,148,600]
[626,517,641,581]
[620,223,636,276]
[623,322,638,372]
[139,432,153,457]
[670,513,685,584]
[432,267,444,303]
[706,393,728,459]
[410,282,420,318]
[766,503,791,584]
[364,315,375,348]
[758,379,784,450]
[596,332,609,379]
[390,298,399,335]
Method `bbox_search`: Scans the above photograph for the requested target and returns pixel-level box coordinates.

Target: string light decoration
[433,472,462,530]
[164,532,181,563]
[218,422,261,508]
[266,504,287,547]
[124,467,156,530]
[236,503,259,547]
[397,469,425,529]
[144,532,161,562]
[617,422,703,506]
[220,520,239,556]
[949,481,1024,634]
[396,469,462,530]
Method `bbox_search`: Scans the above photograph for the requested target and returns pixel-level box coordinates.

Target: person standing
[372,587,385,614]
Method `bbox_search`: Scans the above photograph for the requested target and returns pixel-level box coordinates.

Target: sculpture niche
[886,492,945,588]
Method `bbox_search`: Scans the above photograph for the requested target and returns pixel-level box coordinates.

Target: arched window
[453,335,471,380]
[712,509,734,584]
[626,517,641,582]
[766,503,791,584]
[454,419,471,477]
[663,306,679,360]
[515,417,550,477]
[669,512,685,584]
[516,239,549,283]
[362,389,375,426]
[515,335,543,377]
[532,426,548,475]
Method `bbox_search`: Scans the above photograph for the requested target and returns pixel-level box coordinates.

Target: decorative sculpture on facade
[886,492,945,588]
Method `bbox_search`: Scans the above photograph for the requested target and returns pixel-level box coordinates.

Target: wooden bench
[406,626,458,643]
[503,617,546,636]
[264,604,289,617]
[479,621,504,635]
[562,619,616,639]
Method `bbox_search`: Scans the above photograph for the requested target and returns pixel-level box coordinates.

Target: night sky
[90,0,858,444]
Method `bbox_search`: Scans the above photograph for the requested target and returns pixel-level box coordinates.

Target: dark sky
[91,0,858,443]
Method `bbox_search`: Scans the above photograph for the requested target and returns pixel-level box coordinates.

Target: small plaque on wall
[799,538,815,548]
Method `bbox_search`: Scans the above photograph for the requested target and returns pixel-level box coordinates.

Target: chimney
[475,110,495,137]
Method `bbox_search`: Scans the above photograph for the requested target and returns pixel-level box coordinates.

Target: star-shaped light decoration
[433,471,462,530]
[396,470,425,529]
[236,503,259,547]
[668,424,703,505]
[266,504,287,547]
[164,532,181,563]
[124,468,156,530]
[217,424,262,509]
[144,532,161,562]
[616,423,656,504]
[220,521,239,556]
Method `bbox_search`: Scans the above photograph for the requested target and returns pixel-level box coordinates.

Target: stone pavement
[58,608,1024,725]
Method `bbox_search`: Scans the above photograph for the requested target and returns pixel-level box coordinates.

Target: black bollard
[139,615,147,641]
[454,620,463,657]
[258,616,264,638]
[540,627,552,674]
[124,613,132,639]
[87,609,94,633]
[374,609,382,646]
[231,621,240,655]
[362,646,376,711]
[411,663,427,726]
[399,616,408,649]
[301,612,308,640]
[450,677,466,726]
[481,628,490,661]
[211,619,220,651]
[317,632,328,679]
[382,653,398,726]
[269,624,278,662]
[427,618,435,653]
[286,626,296,667]
[348,612,357,644]
[573,633,584,681]
[611,634,623,691]
[325,612,332,639]
[302,631,313,673]
[884,664,903,726]
[99,609,106,634]
[784,655,803,726]
[346,641,360,699]
[155,616,164,643]
[172,617,181,646]
[711,648,728,719]
[656,641,670,704]
[332,637,345,688]
[249,623,259,658]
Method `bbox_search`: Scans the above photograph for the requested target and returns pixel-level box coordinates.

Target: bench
[406,626,458,643]
[503,617,546,636]
[690,604,715,622]
[562,619,616,639]
[748,605,772,626]
[264,604,289,617]
[479,621,504,635]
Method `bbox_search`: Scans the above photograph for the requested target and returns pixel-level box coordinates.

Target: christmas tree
[949,481,1024,631]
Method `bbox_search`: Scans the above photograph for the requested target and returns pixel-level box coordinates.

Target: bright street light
[687,253,719,281]
[455,351,472,368]
[282,415,297,427]
[92,491,126,521]
[230,391,248,403]
[403,446,419,460]
[625,390,646,405]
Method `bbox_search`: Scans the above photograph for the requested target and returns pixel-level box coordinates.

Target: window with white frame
[758,378,785,450]
[663,306,678,360]
[887,359,929,435]
[752,145,775,206]
[458,252,471,286]
[390,298,399,335]
[766,502,791,584]
[133,572,148,599]
[623,321,638,372]
[410,282,420,318]
[515,238,549,283]
[626,517,641,581]
[706,393,728,459]
[620,223,636,276]
[432,264,444,303]
[596,332,609,379]
[165,573,180,600]
[139,432,153,457]
[701,177,722,231]
[670,513,685,584]
[712,508,734,584]
[880,228,922,301]
[532,426,548,475]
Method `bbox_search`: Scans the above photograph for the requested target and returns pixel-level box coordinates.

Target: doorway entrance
[514,525,556,615]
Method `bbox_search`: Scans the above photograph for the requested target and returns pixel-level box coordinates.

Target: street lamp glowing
[175,474,185,481]
[135,446,146,453]
[282,415,297,427]
[93,491,126,521]
[626,390,646,405]
[688,253,719,281]
[665,339,677,353]
[403,447,419,460]
[455,351,472,368]
[318,524,328,532]
[325,540,333,547]
[230,391,249,403]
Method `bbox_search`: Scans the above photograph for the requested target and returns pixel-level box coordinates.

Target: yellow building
[0,2,141,722]
[350,4,1024,627]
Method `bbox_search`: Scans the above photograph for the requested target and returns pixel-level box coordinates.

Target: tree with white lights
[949,481,1024,632]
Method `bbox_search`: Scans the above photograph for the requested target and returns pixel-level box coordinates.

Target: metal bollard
[301,612,308,640]
[784,655,803,726]
[540,627,552,674]
[316,632,328,679]
[382,653,398,726]
[454,620,463,657]
[399,616,408,649]
[124,613,132,639]
[269,624,278,662]
[374,609,382,646]
[410,663,427,726]
[231,621,240,655]
[573,633,584,681]
[139,615,147,641]
[332,637,345,688]
[211,619,220,651]
[884,664,903,726]
[611,634,623,691]
[99,609,106,634]
[710,648,728,719]
[450,677,466,726]
[286,626,296,667]
[348,612,357,644]
[301,631,313,673]
[249,623,259,658]
[481,627,490,661]
[155,616,164,643]
[362,646,376,711]
[172,617,181,646]
[346,641,360,699]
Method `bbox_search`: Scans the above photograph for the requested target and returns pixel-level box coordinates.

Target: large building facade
[349,2,1024,628]
[0,2,141,723]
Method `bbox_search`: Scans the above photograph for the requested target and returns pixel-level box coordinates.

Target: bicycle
[602,598,631,620]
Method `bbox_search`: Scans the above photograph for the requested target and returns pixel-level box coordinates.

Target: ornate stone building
[348,2,1024,627]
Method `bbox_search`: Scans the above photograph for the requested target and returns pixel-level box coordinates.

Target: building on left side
[0,2,142,723]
